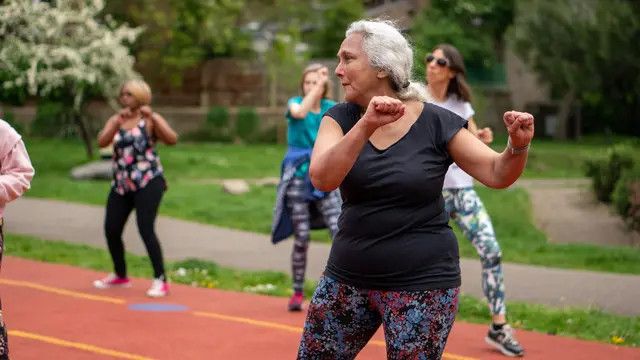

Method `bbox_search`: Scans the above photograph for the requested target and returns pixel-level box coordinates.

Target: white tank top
[427,93,475,189]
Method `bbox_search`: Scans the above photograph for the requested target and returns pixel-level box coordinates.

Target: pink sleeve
[0,139,35,206]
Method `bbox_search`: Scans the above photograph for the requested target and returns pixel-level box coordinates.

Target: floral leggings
[443,187,506,316]
[298,276,459,360]
[0,224,8,359]
[286,178,340,293]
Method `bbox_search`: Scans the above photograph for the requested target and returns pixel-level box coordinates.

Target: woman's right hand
[477,127,493,144]
[361,96,405,132]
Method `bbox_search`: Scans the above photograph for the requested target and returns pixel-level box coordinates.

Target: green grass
[23,138,640,274]
[6,232,639,347]
[456,187,640,274]
[491,134,640,179]
[6,232,315,298]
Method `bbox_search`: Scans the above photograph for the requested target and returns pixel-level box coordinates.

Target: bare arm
[289,67,328,119]
[97,114,122,148]
[309,117,371,191]
[468,116,493,144]
[449,111,534,189]
[149,112,178,145]
[310,96,405,191]
[139,106,177,145]
[467,116,479,134]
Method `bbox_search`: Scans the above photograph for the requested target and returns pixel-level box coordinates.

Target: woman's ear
[377,70,389,79]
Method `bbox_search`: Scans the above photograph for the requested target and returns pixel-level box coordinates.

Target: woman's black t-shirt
[324,102,467,291]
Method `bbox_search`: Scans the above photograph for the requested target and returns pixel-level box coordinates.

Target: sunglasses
[425,54,449,67]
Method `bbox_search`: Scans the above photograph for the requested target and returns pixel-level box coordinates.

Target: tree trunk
[74,111,94,159]
[555,90,575,140]
[269,71,277,108]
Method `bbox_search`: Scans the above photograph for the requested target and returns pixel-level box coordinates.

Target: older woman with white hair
[297,20,535,359]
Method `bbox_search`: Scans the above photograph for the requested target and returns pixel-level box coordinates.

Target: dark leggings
[104,176,166,279]
[0,224,9,359]
[298,276,459,360]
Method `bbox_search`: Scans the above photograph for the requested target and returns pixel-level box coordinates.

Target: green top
[286,96,336,177]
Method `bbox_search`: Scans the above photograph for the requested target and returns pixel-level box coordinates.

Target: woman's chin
[343,90,356,103]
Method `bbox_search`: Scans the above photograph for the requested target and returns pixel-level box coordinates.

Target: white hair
[346,19,427,102]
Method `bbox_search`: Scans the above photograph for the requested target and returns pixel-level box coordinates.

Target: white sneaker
[93,273,131,289]
[146,278,169,297]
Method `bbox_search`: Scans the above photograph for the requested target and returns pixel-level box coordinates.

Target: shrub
[206,106,230,130]
[31,101,75,138]
[1,110,25,134]
[255,125,279,144]
[628,182,640,231]
[612,164,640,231]
[204,106,232,142]
[235,106,260,142]
[585,144,635,202]
[183,106,233,143]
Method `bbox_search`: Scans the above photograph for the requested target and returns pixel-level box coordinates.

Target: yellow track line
[192,310,476,360]
[3,279,477,360]
[8,330,155,360]
[193,310,303,333]
[0,279,124,304]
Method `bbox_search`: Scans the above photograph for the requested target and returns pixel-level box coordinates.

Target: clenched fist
[361,96,406,132]
[503,111,534,148]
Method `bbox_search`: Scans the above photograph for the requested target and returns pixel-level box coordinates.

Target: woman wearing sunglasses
[94,79,178,298]
[425,44,525,357]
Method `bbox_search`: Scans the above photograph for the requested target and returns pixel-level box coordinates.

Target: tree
[0,0,142,157]
[104,0,253,86]
[410,0,515,79]
[509,0,640,137]
[264,24,308,107]
[242,0,313,106]
[309,0,364,58]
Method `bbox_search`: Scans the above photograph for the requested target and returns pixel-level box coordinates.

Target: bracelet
[507,138,530,155]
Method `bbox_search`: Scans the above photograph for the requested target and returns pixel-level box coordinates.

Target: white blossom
[0,0,143,110]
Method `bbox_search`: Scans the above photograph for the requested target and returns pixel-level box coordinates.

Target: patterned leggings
[298,276,459,359]
[286,178,340,293]
[0,225,8,359]
[443,188,506,315]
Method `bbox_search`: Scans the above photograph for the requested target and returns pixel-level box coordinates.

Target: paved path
[517,179,640,247]
[4,257,639,360]
[5,197,640,316]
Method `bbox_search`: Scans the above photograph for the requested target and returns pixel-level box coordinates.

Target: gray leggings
[286,178,340,292]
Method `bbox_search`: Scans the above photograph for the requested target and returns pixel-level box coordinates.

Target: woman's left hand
[503,111,534,147]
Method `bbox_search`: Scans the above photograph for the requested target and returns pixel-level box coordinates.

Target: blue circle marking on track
[128,303,189,312]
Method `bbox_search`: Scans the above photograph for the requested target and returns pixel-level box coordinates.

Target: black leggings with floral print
[298,276,459,359]
[0,224,9,359]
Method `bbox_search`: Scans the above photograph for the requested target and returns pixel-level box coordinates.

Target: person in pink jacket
[0,118,35,359]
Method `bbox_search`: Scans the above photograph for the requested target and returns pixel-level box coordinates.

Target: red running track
[1,257,638,360]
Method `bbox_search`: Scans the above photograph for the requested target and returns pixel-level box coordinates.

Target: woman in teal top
[286,66,337,177]
[274,63,342,311]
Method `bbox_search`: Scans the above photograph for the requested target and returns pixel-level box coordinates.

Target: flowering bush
[0,0,142,110]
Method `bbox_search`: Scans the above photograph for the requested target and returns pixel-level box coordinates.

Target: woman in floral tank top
[94,79,178,298]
